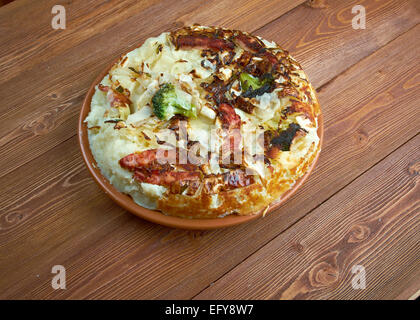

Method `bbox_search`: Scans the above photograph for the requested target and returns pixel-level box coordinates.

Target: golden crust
[158,99,321,219]
[158,182,266,218]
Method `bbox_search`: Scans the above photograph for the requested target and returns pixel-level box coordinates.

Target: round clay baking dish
[78,49,323,230]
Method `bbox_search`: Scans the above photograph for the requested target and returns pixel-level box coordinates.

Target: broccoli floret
[152,83,197,120]
[240,72,261,91]
[240,72,274,98]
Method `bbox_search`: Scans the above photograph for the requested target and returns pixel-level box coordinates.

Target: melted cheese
[141,183,167,198]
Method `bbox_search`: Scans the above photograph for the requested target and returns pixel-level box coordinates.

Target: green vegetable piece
[240,72,274,98]
[152,83,197,120]
[240,72,261,91]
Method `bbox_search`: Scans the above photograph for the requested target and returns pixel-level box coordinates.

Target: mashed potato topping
[85,26,321,218]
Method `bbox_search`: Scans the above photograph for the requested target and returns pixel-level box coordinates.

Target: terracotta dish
[78,27,323,230]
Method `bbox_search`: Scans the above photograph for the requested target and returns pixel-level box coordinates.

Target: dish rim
[78,43,324,230]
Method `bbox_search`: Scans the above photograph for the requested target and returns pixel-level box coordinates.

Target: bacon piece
[235,33,265,53]
[134,169,200,186]
[119,149,176,170]
[176,35,234,51]
[235,33,278,65]
[261,51,278,66]
[120,148,202,189]
[218,103,241,129]
[98,84,131,108]
[119,150,158,170]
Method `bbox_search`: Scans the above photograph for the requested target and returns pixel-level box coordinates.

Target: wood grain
[1,0,419,180]
[1,20,418,299]
[176,0,306,32]
[257,0,420,88]
[0,0,306,179]
[196,134,420,299]
[0,0,305,84]
[0,0,419,299]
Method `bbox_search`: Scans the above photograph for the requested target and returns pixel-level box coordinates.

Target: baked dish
[84,25,321,218]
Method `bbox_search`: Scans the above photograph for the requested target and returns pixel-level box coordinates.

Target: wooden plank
[0,23,418,299]
[0,0,306,179]
[0,0,305,85]
[176,0,306,32]
[257,0,420,88]
[396,281,420,300]
[0,0,195,84]
[195,135,420,299]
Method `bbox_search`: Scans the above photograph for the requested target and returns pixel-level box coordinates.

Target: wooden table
[0,0,419,300]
